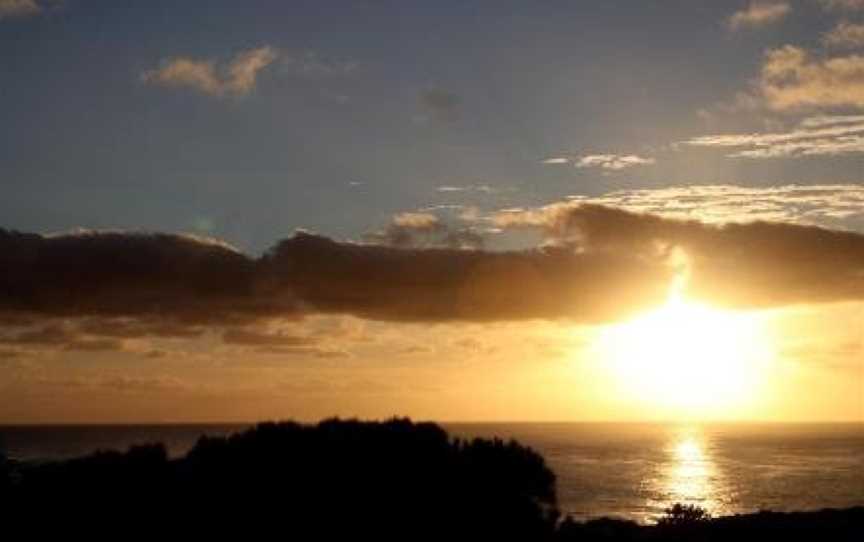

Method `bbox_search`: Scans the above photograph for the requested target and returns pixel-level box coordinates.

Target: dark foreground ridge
[1,419,861,541]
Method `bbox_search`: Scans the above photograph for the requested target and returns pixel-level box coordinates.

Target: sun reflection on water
[669,437,713,502]
[645,429,733,522]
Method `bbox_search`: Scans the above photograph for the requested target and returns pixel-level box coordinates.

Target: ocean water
[447,423,864,523]
[1,422,862,523]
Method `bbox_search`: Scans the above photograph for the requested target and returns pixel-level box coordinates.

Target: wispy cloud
[800,114,864,127]
[222,328,315,347]
[561,184,864,227]
[576,154,656,171]
[539,154,655,169]
[728,1,790,31]
[823,21,864,49]
[490,185,864,232]
[392,212,442,230]
[540,157,570,165]
[141,46,278,97]
[0,322,129,354]
[684,115,864,157]
[365,210,484,249]
[436,184,495,193]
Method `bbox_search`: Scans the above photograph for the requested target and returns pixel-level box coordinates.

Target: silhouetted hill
[0,419,861,541]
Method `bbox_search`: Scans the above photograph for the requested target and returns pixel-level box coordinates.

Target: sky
[1,0,862,423]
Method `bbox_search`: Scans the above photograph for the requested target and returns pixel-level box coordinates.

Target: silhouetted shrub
[656,503,711,527]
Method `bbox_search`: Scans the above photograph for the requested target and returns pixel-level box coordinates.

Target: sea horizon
[4,420,862,523]
[3,419,862,427]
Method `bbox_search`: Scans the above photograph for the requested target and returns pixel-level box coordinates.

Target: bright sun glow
[596,279,776,415]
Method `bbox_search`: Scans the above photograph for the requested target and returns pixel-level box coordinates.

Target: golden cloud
[728,1,790,30]
[141,46,278,97]
[760,46,864,110]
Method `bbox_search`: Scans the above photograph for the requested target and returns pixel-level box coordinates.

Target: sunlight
[648,429,731,518]
[596,277,776,415]
[666,435,713,504]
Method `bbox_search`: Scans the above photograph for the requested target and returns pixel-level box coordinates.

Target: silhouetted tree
[3,418,559,540]
[656,503,711,527]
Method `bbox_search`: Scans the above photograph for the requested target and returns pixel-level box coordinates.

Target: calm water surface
[1,422,862,523]
[448,423,864,522]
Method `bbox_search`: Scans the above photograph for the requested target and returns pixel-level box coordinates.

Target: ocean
[1,422,862,523]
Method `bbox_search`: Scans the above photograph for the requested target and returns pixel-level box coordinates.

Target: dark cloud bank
[525,204,864,309]
[1,205,862,336]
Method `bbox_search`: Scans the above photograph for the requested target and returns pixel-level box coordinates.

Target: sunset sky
[1,0,862,423]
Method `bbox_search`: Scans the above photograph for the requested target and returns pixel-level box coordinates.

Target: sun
[595,285,775,415]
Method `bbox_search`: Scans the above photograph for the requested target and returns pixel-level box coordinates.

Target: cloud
[575,154,655,171]
[709,38,864,114]
[758,45,864,110]
[557,184,864,228]
[0,225,666,324]
[436,184,495,193]
[823,21,864,49]
[392,212,442,230]
[3,200,864,328]
[62,338,125,352]
[728,1,790,30]
[0,0,41,20]
[489,203,864,309]
[540,157,570,165]
[142,59,222,95]
[256,345,350,358]
[78,318,204,339]
[222,328,314,347]
[141,46,278,97]
[800,114,864,127]
[263,231,671,323]
[2,324,76,346]
[684,114,864,157]
[0,323,127,353]
[365,211,484,250]
[0,228,283,322]
[365,213,443,248]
